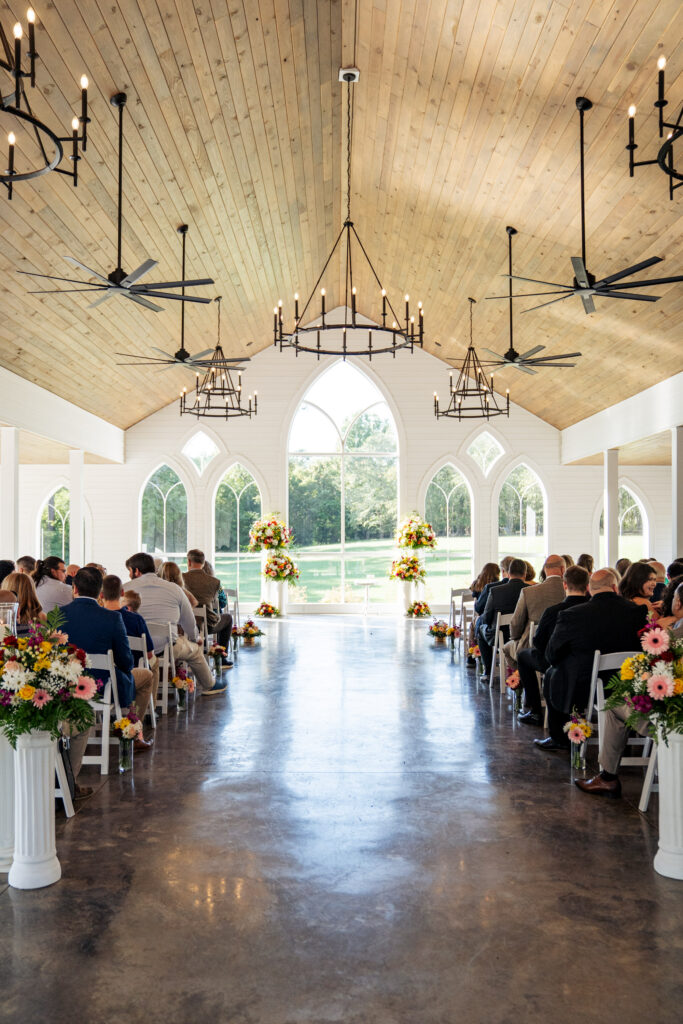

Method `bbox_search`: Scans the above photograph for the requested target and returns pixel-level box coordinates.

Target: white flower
[651,659,674,679]
[1,661,28,692]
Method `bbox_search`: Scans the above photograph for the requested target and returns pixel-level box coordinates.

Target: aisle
[2,615,682,1024]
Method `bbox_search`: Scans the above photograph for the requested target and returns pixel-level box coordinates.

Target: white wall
[12,342,674,581]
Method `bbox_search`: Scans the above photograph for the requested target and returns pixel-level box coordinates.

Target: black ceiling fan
[18,92,214,312]
[479,226,581,373]
[488,97,683,315]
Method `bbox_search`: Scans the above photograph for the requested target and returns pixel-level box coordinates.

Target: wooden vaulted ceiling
[0,0,681,434]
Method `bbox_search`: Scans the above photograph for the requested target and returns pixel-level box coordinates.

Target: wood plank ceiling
[0,0,681,432]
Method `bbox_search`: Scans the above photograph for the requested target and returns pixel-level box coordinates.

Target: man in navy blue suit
[59,567,154,756]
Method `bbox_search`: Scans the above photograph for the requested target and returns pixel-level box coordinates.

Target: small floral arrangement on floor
[207,643,227,672]
[428,619,457,640]
[0,612,99,746]
[469,645,481,658]
[255,602,279,617]
[172,667,195,693]
[389,555,426,583]
[563,710,592,769]
[240,619,264,640]
[113,711,143,741]
[605,625,683,742]
[263,553,300,585]
[506,669,521,690]
[407,601,431,617]
[397,513,437,550]
[248,516,293,551]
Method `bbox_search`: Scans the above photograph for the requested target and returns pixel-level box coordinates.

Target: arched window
[599,485,648,563]
[424,465,473,598]
[498,463,546,567]
[288,361,398,603]
[467,431,504,477]
[140,465,188,559]
[40,486,70,561]
[214,464,262,602]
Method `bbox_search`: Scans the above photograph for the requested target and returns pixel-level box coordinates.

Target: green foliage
[425,466,471,537]
[599,485,644,537]
[40,486,70,561]
[141,465,187,556]
[344,408,397,452]
[215,464,261,553]
[289,456,342,545]
[498,464,544,537]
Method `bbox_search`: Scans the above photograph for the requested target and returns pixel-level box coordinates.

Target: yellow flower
[34,657,51,672]
[114,717,131,730]
[620,658,635,681]
[40,640,53,655]
[16,638,28,650]
[18,684,36,701]
[674,679,683,696]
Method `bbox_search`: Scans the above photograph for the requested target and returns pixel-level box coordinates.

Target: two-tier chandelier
[180,297,257,420]
[273,70,424,359]
[627,56,682,200]
[434,299,509,421]
[1,8,89,199]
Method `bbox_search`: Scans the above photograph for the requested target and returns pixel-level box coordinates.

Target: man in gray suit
[504,554,566,668]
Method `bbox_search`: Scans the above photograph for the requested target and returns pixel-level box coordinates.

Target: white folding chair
[449,588,470,630]
[128,635,156,730]
[491,611,514,692]
[146,620,176,716]
[81,650,119,776]
[194,605,211,653]
[461,597,476,656]
[54,744,75,818]
[224,588,240,629]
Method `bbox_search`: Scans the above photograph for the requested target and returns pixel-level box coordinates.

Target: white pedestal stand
[8,731,61,890]
[654,730,683,880]
[0,732,14,872]
[399,580,414,613]
[273,579,287,615]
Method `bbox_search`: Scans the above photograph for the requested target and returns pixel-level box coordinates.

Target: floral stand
[654,730,683,880]
[8,730,61,889]
[399,581,414,613]
[0,732,14,872]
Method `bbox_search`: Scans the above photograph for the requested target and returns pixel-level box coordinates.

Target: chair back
[145,620,176,715]
[127,634,150,670]
[80,648,117,775]
[87,650,121,718]
[493,612,515,692]
[224,588,240,629]
[194,605,210,651]
[449,588,471,629]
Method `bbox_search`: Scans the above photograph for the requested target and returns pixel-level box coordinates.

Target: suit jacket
[544,592,647,715]
[506,575,566,661]
[480,578,529,643]
[531,594,590,670]
[474,578,505,616]
[182,569,221,630]
[59,597,135,706]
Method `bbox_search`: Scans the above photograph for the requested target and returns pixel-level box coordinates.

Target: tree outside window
[214,464,262,602]
[498,463,546,567]
[141,466,188,559]
[599,485,647,564]
[424,465,473,598]
[40,486,70,561]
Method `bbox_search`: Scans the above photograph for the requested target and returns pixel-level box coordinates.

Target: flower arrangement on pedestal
[389,555,426,583]
[263,553,300,585]
[255,602,279,618]
[234,620,265,646]
[428,619,458,643]
[248,516,293,551]
[406,601,431,618]
[0,615,98,746]
[605,625,683,741]
[397,513,437,550]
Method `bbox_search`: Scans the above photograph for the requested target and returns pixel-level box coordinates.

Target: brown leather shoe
[575,774,621,798]
[134,736,154,752]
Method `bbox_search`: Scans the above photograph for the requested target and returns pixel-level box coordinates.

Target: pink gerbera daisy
[647,674,674,700]
[75,676,97,700]
[641,628,670,656]
[566,725,585,744]
[32,689,52,708]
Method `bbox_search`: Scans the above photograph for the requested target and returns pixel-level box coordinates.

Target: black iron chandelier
[434,299,509,421]
[273,70,424,359]
[627,56,682,200]
[1,8,89,199]
[180,297,257,420]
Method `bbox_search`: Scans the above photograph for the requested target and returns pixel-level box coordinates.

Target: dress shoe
[518,710,543,726]
[575,774,622,799]
[466,656,476,667]
[221,657,234,667]
[202,680,228,695]
[134,736,153,752]
[534,736,569,751]
[74,784,94,799]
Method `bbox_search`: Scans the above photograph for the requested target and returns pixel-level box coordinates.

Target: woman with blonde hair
[159,561,198,608]
[2,571,47,634]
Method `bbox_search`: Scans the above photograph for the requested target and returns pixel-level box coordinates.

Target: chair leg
[100,704,110,776]
[639,747,659,813]
[54,751,75,818]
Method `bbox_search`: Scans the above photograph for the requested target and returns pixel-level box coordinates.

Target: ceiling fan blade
[486,290,571,299]
[526,352,582,362]
[125,292,165,312]
[481,348,506,360]
[88,290,115,308]
[528,362,578,368]
[600,275,683,289]
[150,347,176,359]
[134,278,215,290]
[120,259,158,287]
[517,345,545,359]
[18,271,106,286]
[579,292,595,314]
[514,364,537,375]
[64,257,112,285]
[187,348,214,360]
[503,274,573,289]
[133,290,212,304]
[28,287,111,294]
[521,294,574,313]
[571,257,591,289]
[594,256,663,288]
[600,291,661,302]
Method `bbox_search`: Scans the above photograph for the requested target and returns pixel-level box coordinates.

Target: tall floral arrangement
[397,513,437,549]
[389,555,426,583]
[605,625,683,742]
[263,553,300,586]
[0,614,98,746]
[248,516,293,551]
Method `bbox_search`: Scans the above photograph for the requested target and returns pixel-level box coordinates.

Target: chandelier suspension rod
[116,97,124,272]
[579,100,587,269]
[508,228,514,350]
[180,225,187,350]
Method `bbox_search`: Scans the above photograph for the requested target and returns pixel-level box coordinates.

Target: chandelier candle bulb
[381,288,387,325]
[27,8,35,86]
[658,56,666,106]
[80,75,89,149]
[294,293,299,320]
[320,288,326,325]
[71,117,79,182]
[13,23,22,107]
[351,286,356,321]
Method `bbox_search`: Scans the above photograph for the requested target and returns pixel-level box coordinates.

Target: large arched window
[498,463,546,567]
[140,465,188,560]
[424,465,473,599]
[214,464,262,602]
[599,485,648,564]
[40,486,70,561]
[288,361,398,603]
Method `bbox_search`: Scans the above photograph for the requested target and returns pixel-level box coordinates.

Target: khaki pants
[599,704,650,775]
[131,666,154,720]
[172,638,214,693]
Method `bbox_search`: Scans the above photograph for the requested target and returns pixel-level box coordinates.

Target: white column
[0,427,19,558]
[0,733,14,872]
[69,449,85,566]
[603,448,619,567]
[8,731,61,889]
[672,426,683,559]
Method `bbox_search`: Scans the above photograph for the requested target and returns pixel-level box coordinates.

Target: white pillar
[0,427,19,558]
[8,731,61,889]
[0,733,14,872]
[673,426,683,559]
[603,448,619,567]
[69,449,85,566]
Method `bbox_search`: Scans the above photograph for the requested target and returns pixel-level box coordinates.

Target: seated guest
[16,555,36,574]
[656,574,683,629]
[524,562,537,584]
[576,553,594,574]
[1,571,47,634]
[476,558,528,681]
[576,581,683,797]
[537,569,648,751]
[125,552,225,695]
[644,560,667,603]
[159,560,199,609]
[619,562,661,620]
[667,559,683,581]
[65,563,81,585]
[517,565,589,726]
[32,556,73,613]
[122,589,142,613]
[561,554,574,568]
[471,562,500,602]
[615,557,632,579]
[474,556,512,616]
[0,559,15,581]
[182,549,233,663]
[101,575,155,661]
[504,555,566,668]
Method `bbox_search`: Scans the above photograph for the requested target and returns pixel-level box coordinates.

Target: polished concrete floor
[2,615,683,1024]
